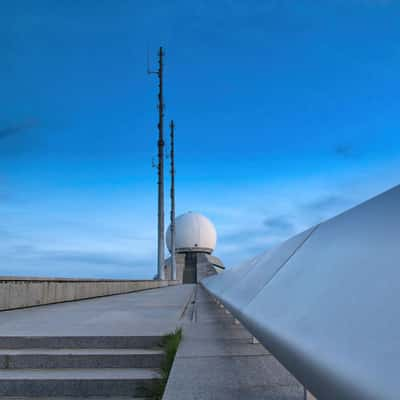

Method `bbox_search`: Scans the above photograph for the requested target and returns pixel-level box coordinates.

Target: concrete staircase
[0,336,164,398]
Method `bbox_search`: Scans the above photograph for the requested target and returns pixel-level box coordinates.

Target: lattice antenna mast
[148,47,165,280]
[170,120,177,281]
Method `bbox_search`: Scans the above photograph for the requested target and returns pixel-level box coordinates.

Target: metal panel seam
[242,224,320,310]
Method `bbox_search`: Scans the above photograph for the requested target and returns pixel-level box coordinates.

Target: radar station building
[164,212,225,283]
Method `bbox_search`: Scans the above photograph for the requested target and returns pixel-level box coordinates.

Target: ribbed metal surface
[202,185,400,400]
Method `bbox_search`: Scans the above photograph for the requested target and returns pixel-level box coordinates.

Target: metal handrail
[202,184,400,400]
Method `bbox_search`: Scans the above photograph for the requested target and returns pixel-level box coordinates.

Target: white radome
[166,212,217,254]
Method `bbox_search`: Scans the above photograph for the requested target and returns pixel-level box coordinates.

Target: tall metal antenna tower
[148,46,166,280]
[170,120,177,280]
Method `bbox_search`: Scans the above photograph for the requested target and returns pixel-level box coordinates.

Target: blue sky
[1,0,399,278]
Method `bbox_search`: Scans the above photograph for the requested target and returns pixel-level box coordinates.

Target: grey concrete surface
[0,367,160,378]
[0,277,178,311]
[0,368,160,397]
[0,348,163,355]
[0,348,165,369]
[0,284,195,337]
[0,285,196,398]
[163,286,304,400]
[0,398,148,400]
[165,253,224,282]
[0,336,163,349]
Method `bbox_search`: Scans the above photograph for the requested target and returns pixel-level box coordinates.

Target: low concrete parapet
[0,277,178,311]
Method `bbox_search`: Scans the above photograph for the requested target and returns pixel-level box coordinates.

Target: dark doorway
[183,253,197,283]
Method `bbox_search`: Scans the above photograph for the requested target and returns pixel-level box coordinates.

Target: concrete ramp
[202,184,400,400]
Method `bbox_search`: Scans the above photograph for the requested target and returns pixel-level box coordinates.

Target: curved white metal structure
[202,184,400,400]
[166,212,217,254]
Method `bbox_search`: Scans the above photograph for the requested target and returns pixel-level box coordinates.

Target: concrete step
[0,398,148,400]
[0,368,161,397]
[0,348,165,369]
[0,336,163,349]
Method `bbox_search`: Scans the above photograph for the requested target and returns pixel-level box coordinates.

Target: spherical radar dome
[166,212,217,254]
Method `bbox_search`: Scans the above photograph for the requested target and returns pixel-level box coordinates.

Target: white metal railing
[202,184,400,400]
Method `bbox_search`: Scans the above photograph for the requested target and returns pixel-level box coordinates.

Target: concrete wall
[164,254,186,282]
[0,277,178,311]
[164,253,221,283]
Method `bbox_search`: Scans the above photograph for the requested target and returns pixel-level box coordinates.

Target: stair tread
[0,368,161,379]
[0,348,163,355]
[0,336,163,349]
[0,397,148,399]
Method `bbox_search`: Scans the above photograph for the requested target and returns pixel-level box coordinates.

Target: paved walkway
[0,283,304,399]
[0,285,195,337]
[163,285,304,400]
